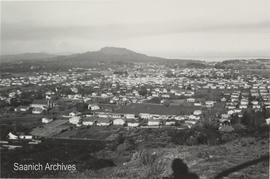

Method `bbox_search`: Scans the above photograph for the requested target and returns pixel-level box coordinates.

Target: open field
[55,126,124,141]
[30,119,70,137]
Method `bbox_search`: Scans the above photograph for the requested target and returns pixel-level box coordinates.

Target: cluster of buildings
[67,110,203,128]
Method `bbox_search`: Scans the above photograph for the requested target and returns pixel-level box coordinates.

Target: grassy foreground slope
[54,137,269,179]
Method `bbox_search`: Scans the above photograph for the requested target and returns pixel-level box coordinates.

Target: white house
[88,104,100,111]
[69,116,81,125]
[139,113,152,119]
[8,132,18,140]
[193,110,202,116]
[19,135,33,140]
[227,106,236,110]
[15,106,30,112]
[82,120,95,126]
[30,100,48,110]
[251,101,259,105]
[265,118,270,125]
[175,116,185,121]
[113,118,125,126]
[239,105,248,109]
[221,97,227,102]
[187,98,195,103]
[32,107,44,114]
[165,120,176,126]
[96,118,112,126]
[148,119,161,126]
[185,120,197,127]
[97,113,109,118]
[111,113,122,119]
[252,105,261,109]
[69,112,81,117]
[42,118,53,124]
[227,110,234,115]
[127,119,140,127]
[161,94,170,98]
[234,109,242,113]
[125,114,136,119]
[189,115,200,120]
[82,117,96,126]
[194,102,202,106]
[240,101,248,105]
[205,101,215,108]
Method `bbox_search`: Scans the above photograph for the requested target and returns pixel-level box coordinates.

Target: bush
[139,150,158,166]
[145,159,167,179]
[169,121,221,146]
[232,123,246,131]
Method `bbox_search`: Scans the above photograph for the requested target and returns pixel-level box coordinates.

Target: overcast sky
[1,0,270,60]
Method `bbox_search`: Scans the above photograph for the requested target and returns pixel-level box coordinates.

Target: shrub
[137,150,158,166]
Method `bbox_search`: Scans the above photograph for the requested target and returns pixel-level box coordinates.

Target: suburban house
[125,113,136,119]
[175,116,185,121]
[194,102,202,106]
[96,112,109,118]
[69,116,81,125]
[127,119,140,127]
[113,118,126,126]
[69,111,82,117]
[165,120,176,126]
[41,117,53,124]
[239,105,248,109]
[187,98,195,103]
[82,117,96,126]
[193,110,202,116]
[111,113,122,119]
[19,135,33,140]
[189,115,200,120]
[32,107,44,114]
[221,97,227,102]
[265,118,270,125]
[205,101,215,108]
[147,119,161,126]
[96,118,112,126]
[8,132,18,140]
[15,106,30,112]
[88,104,100,111]
[185,120,197,127]
[139,113,153,119]
[30,100,48,110]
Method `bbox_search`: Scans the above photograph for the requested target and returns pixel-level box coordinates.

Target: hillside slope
[53,137,269,179]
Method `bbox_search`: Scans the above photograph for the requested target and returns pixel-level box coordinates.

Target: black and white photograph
[0,0,269,178]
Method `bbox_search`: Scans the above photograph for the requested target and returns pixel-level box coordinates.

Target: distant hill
[0,47,205,72]
[215,59,270,69]
[56,47,166,65]
[1,53,56,63]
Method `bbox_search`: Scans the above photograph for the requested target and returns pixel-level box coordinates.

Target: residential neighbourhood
[1,64,270,138]
[1,56,270,179]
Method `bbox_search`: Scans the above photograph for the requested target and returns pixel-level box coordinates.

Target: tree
[76,102,88,112]
[138,86,148,96]
[242,109,266,128]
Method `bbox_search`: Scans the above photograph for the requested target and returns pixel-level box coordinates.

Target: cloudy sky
[1,0,270,60]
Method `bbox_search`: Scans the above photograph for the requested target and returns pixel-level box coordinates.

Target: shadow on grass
[214,154,269,179]
[164,158,199,179]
